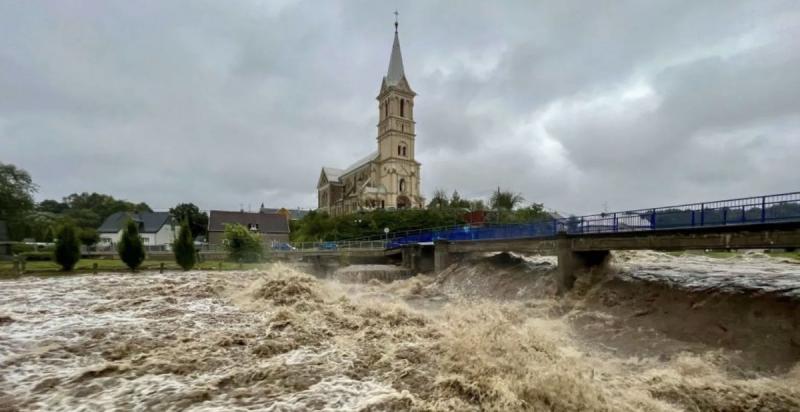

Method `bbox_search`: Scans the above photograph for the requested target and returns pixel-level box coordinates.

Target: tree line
[0,162,209,246]
[291,187,552,242]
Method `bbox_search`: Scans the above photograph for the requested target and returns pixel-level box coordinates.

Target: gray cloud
[1,0,798,215]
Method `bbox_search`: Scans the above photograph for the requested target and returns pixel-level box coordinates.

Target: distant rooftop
[98,212,172,233]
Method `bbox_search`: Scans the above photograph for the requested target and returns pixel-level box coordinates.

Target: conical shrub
[118,219,145,271]
[54,222,81,271]
[173,220,196,270]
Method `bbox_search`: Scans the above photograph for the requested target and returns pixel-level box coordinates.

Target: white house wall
[153,223,178,246]
[97,224,177,247]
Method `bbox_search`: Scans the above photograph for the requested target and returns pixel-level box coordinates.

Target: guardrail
[272,240,387,252]
[385,192,800,248]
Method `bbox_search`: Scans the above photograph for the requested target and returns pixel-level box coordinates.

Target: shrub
[117,219,145,271]
[54,223,81,270]
[173,220,196,270]
[79,228,100,247]
[10,243,34,255]
[223,223,263,263]
[19,251,52,261]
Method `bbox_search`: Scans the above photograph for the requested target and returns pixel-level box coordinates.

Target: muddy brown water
[1,251,799,411]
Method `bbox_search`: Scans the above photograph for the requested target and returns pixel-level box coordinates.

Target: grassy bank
[0,258,267,278]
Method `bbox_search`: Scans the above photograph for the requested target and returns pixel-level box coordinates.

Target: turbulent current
[1,251,800,411]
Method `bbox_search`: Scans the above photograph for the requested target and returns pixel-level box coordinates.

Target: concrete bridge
[290,191,800,290]
[418,222,800,292]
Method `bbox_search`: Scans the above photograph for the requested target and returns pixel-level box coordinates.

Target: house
[207,210,290,245]
[98,211,177,247]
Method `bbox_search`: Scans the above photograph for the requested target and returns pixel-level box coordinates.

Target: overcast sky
[1,1,798,215]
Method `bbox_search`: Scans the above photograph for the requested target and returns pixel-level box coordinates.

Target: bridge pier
[557,234,610,293]
[434,240,451,272]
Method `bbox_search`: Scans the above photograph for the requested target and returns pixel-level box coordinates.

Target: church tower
[376,16,422,209]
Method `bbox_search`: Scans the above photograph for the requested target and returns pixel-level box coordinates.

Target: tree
[469,199,487,211]
[449,190,471,210]
[427,189,449,209]
[0,163,37,240]
[18,210,61,241]
[513,203,549,222]
[79,228,100,248]
[118,219,145,271]
[54,223,81,271]
[490,187,525,211]
[63,192,151,228]
[37,199,69,214]
[173,220,196,270]
[223,223,263,262]
[169,203,208,239]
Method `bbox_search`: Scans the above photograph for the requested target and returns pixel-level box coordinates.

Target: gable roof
[207,210,290,233]
[98,211,172,233]
[259,207,309,220]
[321,167,344,183]
[342,151,379,177]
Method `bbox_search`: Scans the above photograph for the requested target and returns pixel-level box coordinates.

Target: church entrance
[396,195,410,209]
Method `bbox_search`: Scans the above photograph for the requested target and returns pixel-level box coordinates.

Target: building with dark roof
[207,210,290,246]
[97,211,177,247]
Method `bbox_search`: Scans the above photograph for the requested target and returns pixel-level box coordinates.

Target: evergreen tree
[173,220,196,270]
[54,222,81,271]
[118,219,145,271]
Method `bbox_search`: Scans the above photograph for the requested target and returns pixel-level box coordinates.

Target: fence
[384,192,800,248]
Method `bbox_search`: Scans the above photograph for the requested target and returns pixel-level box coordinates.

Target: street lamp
[384,227,390,246]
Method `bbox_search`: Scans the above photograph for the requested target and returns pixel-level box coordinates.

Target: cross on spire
[394,10,399,33]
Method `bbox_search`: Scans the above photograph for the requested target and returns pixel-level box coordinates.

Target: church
[317,19,423,216]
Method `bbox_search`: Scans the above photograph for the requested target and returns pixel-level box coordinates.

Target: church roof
[342,150,379,176]
[321,167,344,182]
[385,31,406,87]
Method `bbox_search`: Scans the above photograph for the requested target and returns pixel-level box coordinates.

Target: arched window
[399,178,406,193]
[385,100,389,118]
[402,146,407,156]
[398,145,402,155]
[400,99,404,117]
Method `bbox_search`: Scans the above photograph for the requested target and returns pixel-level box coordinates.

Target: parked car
[271,242,296,251]
[318,242,337,250]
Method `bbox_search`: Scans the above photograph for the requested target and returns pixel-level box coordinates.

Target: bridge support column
[557,235,610,293]
[401,244,420,272]
[434,240,451,273]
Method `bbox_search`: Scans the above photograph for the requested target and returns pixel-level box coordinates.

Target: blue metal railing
[381,192,800,248]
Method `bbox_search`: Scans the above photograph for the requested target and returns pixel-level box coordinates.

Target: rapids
[1,251,799,411]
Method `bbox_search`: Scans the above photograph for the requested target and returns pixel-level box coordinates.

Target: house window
[402,146,407,156]
[400,99,404,117]
[385,100,389,117]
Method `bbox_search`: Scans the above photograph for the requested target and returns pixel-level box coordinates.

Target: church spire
[385,12,406,87]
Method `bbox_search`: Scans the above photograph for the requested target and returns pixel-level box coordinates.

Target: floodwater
[1,251,799,411]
